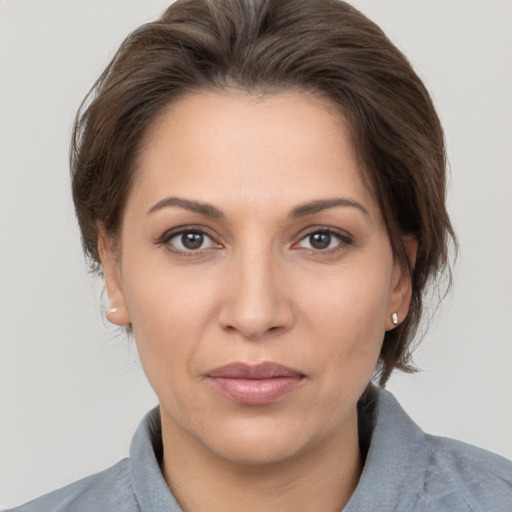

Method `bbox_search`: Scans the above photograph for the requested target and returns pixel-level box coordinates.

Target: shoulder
[349,388,512,512]
[3,459,139,512]
[419,434,512,511]
[4,407,178,512]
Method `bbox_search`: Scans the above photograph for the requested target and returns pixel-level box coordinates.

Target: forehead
[130,89,379,220]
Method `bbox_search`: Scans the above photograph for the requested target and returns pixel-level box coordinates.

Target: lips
[206,362,304,405]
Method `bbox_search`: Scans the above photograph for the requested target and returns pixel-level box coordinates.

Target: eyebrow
[147,196,369,220]
[289,198,370,219]
[148,197,224,218]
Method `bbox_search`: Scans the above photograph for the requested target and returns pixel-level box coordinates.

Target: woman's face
[101,90,412,465]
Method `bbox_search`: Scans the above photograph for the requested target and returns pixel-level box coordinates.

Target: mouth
[206,362,305,406]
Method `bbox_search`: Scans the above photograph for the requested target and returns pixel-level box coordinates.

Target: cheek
[120,265,217,383]
[303,262,392,324]
[298,263,393,366]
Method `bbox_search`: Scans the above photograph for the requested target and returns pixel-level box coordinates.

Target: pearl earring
[391,312,399,325]
[108,307,119,314]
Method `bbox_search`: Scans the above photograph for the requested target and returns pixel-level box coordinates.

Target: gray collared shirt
[6,388,512,511]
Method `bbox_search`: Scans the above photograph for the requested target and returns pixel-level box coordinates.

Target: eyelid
[156,225,223,253]
[292,226,353,251]
[155,224,352,255]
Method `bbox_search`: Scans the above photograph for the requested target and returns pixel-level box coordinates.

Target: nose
[218,248,294,340]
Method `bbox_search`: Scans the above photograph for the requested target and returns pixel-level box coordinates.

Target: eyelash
[156,226,221,257]
[293,228,353,254]
[156,226,353,256]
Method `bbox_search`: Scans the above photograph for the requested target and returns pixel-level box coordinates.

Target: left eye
[167,230,218,252]
[296,230,348,251]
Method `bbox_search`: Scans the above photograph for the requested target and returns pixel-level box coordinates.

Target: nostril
[217,289,295,339]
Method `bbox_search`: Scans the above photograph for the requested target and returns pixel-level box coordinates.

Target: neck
[160,407,362,512]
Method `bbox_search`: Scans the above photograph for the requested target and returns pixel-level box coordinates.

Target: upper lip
[207,362,303,379]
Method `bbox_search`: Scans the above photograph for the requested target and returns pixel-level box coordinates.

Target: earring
[391,312,399,325]
[107,307,119,314]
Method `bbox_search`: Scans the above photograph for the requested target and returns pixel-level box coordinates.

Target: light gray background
[1,0,511,507]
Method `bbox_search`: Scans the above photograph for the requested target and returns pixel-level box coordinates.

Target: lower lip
[208,376,303,405]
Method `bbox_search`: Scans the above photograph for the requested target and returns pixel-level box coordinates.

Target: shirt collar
[129,407,183,512]
[129,388,428,512]
[344,387,428,511]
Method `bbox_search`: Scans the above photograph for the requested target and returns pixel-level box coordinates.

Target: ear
[386,236,417,331]
[97,229,131,326]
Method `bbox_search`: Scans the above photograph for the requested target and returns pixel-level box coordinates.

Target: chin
[211,435,306,467]
[197,415,321,467]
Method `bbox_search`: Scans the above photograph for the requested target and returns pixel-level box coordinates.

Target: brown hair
[71,0,455,385]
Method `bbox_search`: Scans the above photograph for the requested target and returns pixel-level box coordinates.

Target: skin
[99,90,413,512]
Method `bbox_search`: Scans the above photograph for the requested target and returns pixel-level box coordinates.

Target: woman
[4,0,511,510]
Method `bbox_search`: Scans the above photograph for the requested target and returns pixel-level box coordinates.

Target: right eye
[161,229,221,254]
